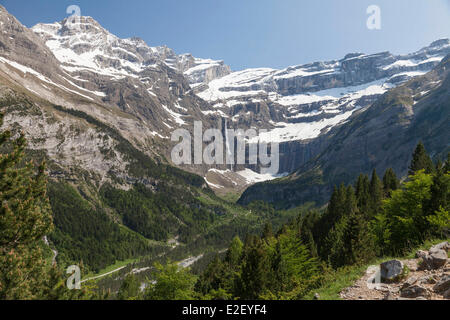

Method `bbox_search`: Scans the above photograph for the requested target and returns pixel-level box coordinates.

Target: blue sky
[2,0,450,70]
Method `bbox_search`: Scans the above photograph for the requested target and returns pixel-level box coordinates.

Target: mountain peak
[343,53,365,60]
[33,15,114,42]
[429,38,450,48]
[0,4,27,32]
[60,15,107,33]
[30,14,230,85]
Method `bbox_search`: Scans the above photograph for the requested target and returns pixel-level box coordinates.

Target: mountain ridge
[239,54,450,208]
[1,4,449,198]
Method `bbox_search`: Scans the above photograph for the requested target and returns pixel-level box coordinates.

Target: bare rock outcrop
[341,241,449,300]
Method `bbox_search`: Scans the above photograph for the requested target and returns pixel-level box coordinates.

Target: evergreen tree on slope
[409,141,434,176]
[0,114,53,299]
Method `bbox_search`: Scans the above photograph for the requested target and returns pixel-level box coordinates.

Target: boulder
[418,249,448,270]
[374,283,392,292]
[428,249,448,269]
[380,260,404,282]
[433,275,450,293]
[444,288,450,299]
[402,276,418,289]
[430,241,450,253]
[416,250,428,259]
[403,260,418,272]
[400,285,430,299]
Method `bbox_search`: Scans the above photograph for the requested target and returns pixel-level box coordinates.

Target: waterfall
[224,118,233,171]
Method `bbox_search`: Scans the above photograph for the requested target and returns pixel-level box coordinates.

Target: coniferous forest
[1,110,448,300]
[0,2,449,304]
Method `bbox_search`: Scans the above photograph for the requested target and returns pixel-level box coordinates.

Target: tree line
[116,141,449,300]
[1,108,448,300]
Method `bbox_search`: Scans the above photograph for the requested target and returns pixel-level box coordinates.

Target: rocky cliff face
[1,4,449,194]
[1,7,230,176]
[239,54,450,208]
[27,11,450,188]
[194,39,450,178]
[178,54,231,86]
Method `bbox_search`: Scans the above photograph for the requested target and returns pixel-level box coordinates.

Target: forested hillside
[113,143,448,300]
[1,90,448,300]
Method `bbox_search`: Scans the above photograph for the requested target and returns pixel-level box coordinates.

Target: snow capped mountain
[1,4,449,193]
[0,7,229,182]
[27,13,450,190]
[196,39,450,144]
[32,17,230,85]
[178,54,231,87]
[29,14,450,148]
[239,53,450,207]
[27,16,233,150]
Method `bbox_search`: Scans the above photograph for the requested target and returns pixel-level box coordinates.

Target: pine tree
[342,186,361,264]
[327,186,356,267]
[409,141,434,175]
[195,255,227,296]
[238,239,270,299]
[225,236,243,268]
[355,174,370,215]
[317,184,347,260]
[298,210,319,258]
[444,153,450,173]
[369,169,384,216]
[0,114,54,299]
[383,168,399,197]
[423,163,449,233]
[117,274,140,300]
[270,241,288,294]
[328,186,374,267]
[262,222,273,240]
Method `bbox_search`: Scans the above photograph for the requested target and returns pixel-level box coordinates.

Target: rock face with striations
[29,8,450,188]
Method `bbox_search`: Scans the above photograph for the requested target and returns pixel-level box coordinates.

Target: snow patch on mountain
[237,169,288,184]
[161,104,186,125]
[249,108,359,143]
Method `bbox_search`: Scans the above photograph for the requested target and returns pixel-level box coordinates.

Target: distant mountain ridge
[32,17,231,86]
[25,11,450,183]
[1,4,449,194]
[239,53,450,208]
